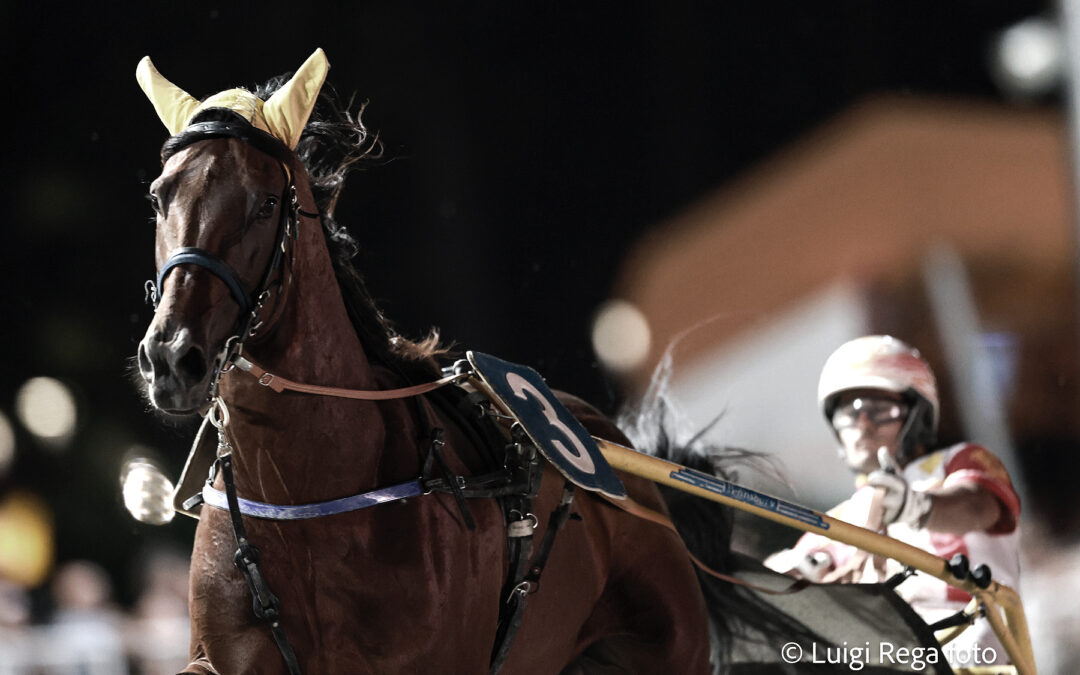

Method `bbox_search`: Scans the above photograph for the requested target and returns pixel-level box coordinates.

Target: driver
[765,335,1021,665]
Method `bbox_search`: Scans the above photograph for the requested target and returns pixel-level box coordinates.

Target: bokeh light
[0,412,15,476]
[15,377,78,447]
[121,456,176,525]
[591,299,652,374]
[0,491,54,588]
[991,17,1063,100]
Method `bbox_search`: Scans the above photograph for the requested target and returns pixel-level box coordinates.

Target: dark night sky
[2,2,1050,599]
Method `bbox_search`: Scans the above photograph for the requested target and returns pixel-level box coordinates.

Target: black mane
[248,76,446,380]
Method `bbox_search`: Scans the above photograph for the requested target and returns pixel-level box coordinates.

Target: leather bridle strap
[152,119,306,347]
[231,356,467,400]
[157,247,253,316]
[153,162,294,333]
[163,120,294,165]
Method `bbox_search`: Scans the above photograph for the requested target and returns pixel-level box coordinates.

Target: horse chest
[188,490,507,669]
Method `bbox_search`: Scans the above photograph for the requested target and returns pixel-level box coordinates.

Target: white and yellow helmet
[818,335,939,449]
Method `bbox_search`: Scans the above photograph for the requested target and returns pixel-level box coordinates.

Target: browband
[162,119,294,164]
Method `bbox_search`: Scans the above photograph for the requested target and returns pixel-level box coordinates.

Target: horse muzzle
[138,325,212,413]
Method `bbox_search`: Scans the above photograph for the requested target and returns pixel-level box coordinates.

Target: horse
[133,49,804,674]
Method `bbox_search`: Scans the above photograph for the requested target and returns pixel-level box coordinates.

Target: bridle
[145,119,603,675]
[145,118,323,675]
[146,119,318,394]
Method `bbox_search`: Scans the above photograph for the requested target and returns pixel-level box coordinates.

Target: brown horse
[134,51,798,674]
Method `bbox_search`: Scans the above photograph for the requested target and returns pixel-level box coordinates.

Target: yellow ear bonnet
[136,49,330,150]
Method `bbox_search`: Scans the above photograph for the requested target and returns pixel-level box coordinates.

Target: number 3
[506,373,596,474]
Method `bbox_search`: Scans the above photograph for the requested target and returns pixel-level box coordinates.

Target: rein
[231,355,467,399]
[188,358,481,522]
[214,355,809,592]
[197,354,805,673]
[197,370,544,675]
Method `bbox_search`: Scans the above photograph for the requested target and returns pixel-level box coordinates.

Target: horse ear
[136,57,201,135]
[262,49,330,150]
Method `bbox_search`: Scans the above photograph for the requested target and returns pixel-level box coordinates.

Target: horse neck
[254,222,373,386]
[217,181,398,501]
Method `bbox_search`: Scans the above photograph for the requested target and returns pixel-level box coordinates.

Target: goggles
[831,397,908,429]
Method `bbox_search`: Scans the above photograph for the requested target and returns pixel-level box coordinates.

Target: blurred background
[3,1,1078,672]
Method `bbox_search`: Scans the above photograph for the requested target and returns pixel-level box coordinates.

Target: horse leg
[560,515,713,674]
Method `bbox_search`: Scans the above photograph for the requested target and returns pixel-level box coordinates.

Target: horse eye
[147,193,161,212]
[257,196,279,218]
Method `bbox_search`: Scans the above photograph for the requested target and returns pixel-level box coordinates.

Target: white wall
[670,282,870,509]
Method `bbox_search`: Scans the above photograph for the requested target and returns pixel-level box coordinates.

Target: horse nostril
[138,343,153,378]
[175,346,208,383]
[138,339,169,382]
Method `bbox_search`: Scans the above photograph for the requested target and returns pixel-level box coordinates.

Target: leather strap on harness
[218,452,303,675]
[422,427,476,531]
[232,356,465,400]
[490,481,575,674]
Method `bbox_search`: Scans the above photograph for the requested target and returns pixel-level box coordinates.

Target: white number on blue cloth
[466,351,626,498]
[506,373,596,474]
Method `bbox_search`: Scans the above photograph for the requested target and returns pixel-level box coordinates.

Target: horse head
[135,51,329,414]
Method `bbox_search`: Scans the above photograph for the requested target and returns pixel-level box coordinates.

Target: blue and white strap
[201,479,424,520]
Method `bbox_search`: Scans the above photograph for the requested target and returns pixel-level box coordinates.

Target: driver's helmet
[817,335,939,442]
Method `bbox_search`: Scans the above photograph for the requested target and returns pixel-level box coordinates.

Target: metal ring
[208,397,231,429]
[512,580,533,597]
[452,359,472,376]
[144,279,158,307]
[508,510,538,529]
[258,373,275,387]
[217,336,241,375]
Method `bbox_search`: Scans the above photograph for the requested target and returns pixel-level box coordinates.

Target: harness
[189,357,806,673]
[186,363,565,675]
[152,118,571,674]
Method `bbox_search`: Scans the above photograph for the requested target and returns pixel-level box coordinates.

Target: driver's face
[831,390,908,474]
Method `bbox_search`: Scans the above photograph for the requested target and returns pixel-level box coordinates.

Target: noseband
[148,119,317,368]
[156,247,254,317]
